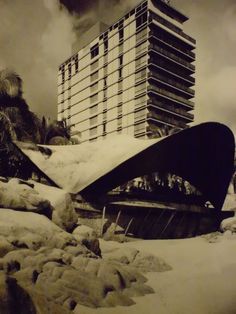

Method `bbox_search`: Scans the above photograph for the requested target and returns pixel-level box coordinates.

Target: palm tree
[42,118,71,145]
[148,124,181,139]
[0,68,41,143]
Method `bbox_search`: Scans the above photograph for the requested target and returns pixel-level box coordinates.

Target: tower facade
[57,0,195,142]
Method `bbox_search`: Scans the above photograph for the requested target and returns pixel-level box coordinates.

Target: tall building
[57,0,195,142]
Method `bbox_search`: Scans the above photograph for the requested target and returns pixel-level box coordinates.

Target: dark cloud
[59,0,97,14]
[60,0,140,39]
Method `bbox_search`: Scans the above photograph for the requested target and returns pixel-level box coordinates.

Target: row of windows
[60,1,148,78]
[98,1,147,41]
[88,103,146,130]
[60,92,146,129]
[89,117,124,137]
[90,9,147,61]
[60,25,146,85]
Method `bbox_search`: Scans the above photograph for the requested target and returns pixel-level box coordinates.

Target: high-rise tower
[57,0,195,142]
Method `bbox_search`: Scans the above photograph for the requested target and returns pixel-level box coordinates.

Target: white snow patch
[75,235,236,314]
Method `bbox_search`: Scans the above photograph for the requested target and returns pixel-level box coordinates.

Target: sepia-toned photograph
[0,0,235,313]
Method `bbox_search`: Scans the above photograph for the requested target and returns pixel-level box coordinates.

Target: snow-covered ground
[76,233,236,314]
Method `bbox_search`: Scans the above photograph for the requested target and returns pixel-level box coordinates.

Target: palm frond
[0,69,22,98]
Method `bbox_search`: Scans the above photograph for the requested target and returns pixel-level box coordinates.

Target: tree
[148,124,181,139]
[42,118,72,144]
[0,69,41,143]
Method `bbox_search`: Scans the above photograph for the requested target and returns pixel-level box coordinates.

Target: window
[103,89,107,99]
[103,111,107,120]
[103,100,107,111]
[104,39,108,51]
[104,53,108,64]
[104,65,108,76]
[119,55,123,67]
[74,56,79,73]
[118,93,122,104]
[118,68,123,79]
[90,43,99,59]
[104,77,107,88]
[117,104,122,116]
[90,126,97,136]
[134,109,146,121]
[90,82,98,93]
[90,104,98,114]
[68,63,72,78]
[135,69,146,81]
[90,93,98,104]
[117,117,122,127]
[91,60,98,71]
[119,43,123,54]
[91,71,98,82]
[119,28,124,41]
[134,122,146,134]
[103,123,106,133]
[90,115,98,126]
[118,80,122,91]
[136,28,147,42]
[136,42,147,56]
[104,32,108,51]
[136,55,146,69]
[68,87,71,98]
[62,70,65,83]
[135,95,146,109]
[136,11,147,29]
[135,82,146,95]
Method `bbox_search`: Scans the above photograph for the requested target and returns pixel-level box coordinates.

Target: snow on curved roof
[17,134,160,193]
[15,123,235,210]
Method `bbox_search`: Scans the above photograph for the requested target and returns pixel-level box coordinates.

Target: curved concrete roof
[15,122,235,210]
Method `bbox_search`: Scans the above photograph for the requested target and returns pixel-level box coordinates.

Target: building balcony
[149,31,195,62]
[147,85,194,109]
[147,111,188,129]
[148,71,195,98]
[147,99,194,122]
[148,58,195,86]
[149,11,196,45]
[149,43,195,73]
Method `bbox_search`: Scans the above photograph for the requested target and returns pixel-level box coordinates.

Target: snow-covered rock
[0,178,78,231]
[103,247,172,272]
[0,208,156,311]
[0,209,77,250]
[73,225,97,239]
[32,181,77,231]
[221,216,236,232]
[73,225,101,257]
[0,272,37,313]
[0,178,51,216]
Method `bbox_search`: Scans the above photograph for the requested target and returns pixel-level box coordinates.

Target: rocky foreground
[0,178,172,313]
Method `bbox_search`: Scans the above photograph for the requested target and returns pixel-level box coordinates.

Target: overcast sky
[0,0,235,134]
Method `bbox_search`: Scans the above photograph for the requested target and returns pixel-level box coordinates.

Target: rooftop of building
[61,0,190,66]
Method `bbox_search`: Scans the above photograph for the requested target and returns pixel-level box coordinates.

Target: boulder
[31,181,78,232]
[0,208,157,310]
[0,179,52,217]
[0,209,76,250]
[221,217,236,233]
[73,225,101,257]
[0,271,37,314]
